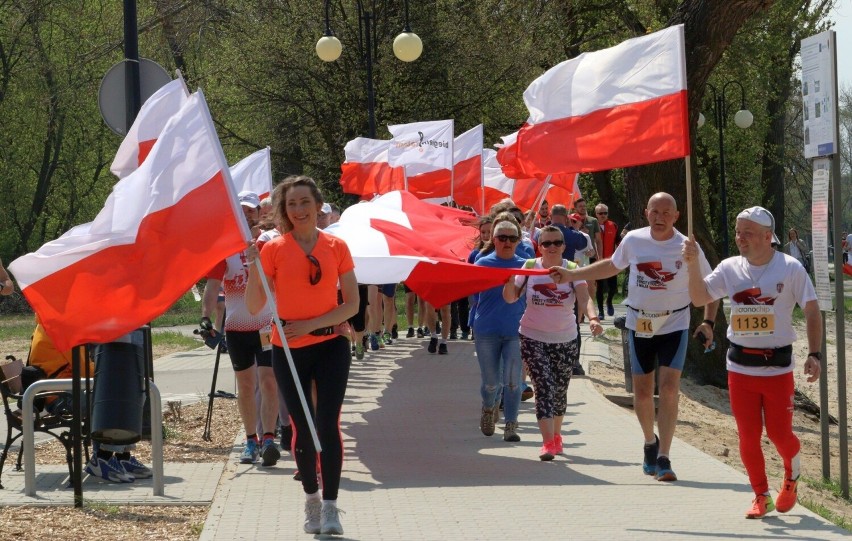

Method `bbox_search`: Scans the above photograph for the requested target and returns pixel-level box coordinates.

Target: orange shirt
[259,230,355,349]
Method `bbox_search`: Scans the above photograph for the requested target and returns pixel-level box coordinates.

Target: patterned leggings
[519,335,579,420]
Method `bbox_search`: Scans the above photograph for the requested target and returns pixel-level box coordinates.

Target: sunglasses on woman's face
[494,234,520,243]
[540,240,564,248]
[307,255,322,285]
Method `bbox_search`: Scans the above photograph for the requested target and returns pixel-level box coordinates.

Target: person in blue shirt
[473,213,527,442]
[549,204,588,261]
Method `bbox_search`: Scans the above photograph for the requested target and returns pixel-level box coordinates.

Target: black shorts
[349,285,369,332]
[627,329,688,375]
[225,330,272,371]
[380,283,396,297]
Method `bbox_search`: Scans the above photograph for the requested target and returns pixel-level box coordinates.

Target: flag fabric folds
[388,120,454,199]
[231,147,273,199]
[324,191,546,307]
[340,138,404,197]
[110,77,190,179]
[451,125,484,210]
[481,150,580,213]
[10,91,250,350]
[515,25,689,177]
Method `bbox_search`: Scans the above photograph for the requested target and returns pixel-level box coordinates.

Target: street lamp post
[698,81,753,257]
[316,0,422,138]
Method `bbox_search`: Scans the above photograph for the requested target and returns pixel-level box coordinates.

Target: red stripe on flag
[516,90,689,176]
[340,162,404,196]
[22,172,246,350]
[138,139,157,166]
[405,260,548,308]
[407,169,452,199]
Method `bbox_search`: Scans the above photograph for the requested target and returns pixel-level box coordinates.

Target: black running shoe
[427,337,438,353]
[438,343,448,355]
[643,434,659,476]
[391,324,398,339]
[416,327,424,338]
[406,327,415,338]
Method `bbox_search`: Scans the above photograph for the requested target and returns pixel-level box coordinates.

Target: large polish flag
[10,91,250,351]
[515,25,689,177]
[231,147,273,199]
[451,125,484,211]
[110,76,191,179]
[324,191,546,307]
[340,137,404,197]
[388,120,454,200]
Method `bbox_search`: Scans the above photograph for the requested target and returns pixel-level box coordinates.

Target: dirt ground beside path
[589,318,852,529]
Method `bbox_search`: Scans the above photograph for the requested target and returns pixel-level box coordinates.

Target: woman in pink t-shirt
[503,226,602,461]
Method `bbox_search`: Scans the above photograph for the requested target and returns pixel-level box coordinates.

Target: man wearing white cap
[317,202,333,230]
[683,206,822,520]
[201,190,281,467]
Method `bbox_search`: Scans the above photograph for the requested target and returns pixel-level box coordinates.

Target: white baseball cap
[736,206,780,244]
[238,191,260,209]
[320,203,332,215]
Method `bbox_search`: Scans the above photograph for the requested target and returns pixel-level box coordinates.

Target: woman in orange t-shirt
[246,176,358,535]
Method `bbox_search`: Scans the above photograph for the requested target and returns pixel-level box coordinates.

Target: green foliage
[150,290,202,327]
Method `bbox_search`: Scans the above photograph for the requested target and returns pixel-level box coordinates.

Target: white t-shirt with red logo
[611,227,711,335]
[514,259,586,343]
[207,251,273,332]
[703,251,816,376]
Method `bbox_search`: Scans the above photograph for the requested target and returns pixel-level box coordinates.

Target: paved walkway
[3,320,848,539]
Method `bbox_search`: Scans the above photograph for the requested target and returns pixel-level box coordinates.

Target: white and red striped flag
[231,147,273,200]
[515,25,689,176]
[10,91,250,350]
[340,137,404,197]
[482,149,580,213]
[110,76,191,179]
[451,125,483,211]
[388,119,454,199]
[324,191,546,307]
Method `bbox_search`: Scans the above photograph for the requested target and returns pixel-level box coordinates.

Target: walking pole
[201,308,226,442]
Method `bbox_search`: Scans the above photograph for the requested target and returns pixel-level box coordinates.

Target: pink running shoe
[539,441,556,461]
[553,434,563,455]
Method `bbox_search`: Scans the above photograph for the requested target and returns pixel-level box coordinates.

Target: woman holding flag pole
[245,175,359,536]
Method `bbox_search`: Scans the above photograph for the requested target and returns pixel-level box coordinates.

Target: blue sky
[830,0,851,88]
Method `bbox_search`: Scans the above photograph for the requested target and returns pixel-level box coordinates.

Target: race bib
[635,311,672,338]
[259,325,272,351]
[731,305,776,337]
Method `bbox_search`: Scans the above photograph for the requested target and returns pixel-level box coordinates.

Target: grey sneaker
[304,498,322,534]
[503,421,521,442]
[480,406,495,436]
[320,503,344,535]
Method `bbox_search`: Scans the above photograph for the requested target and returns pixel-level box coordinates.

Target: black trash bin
[91,341,145,445]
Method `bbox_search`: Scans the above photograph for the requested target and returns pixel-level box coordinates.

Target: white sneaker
[304,498,321,534]
[320,502,344,535]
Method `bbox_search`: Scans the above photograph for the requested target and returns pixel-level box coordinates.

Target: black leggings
[273,336,350,500]
[596,275,618,309]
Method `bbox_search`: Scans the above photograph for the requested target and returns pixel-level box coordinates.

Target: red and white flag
[10,91,250,350]
[110,76,191,179]
[324,191,545,307]
[451,124,484,211]
[388,120,454,199]
[481,150,580,213]
[515,25,689,176]
[340,137,404,197]
[231,147,273,199]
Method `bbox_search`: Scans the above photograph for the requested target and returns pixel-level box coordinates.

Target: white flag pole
[480,150,486,215]
[685,155,693,237]
[252,259,322,452]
